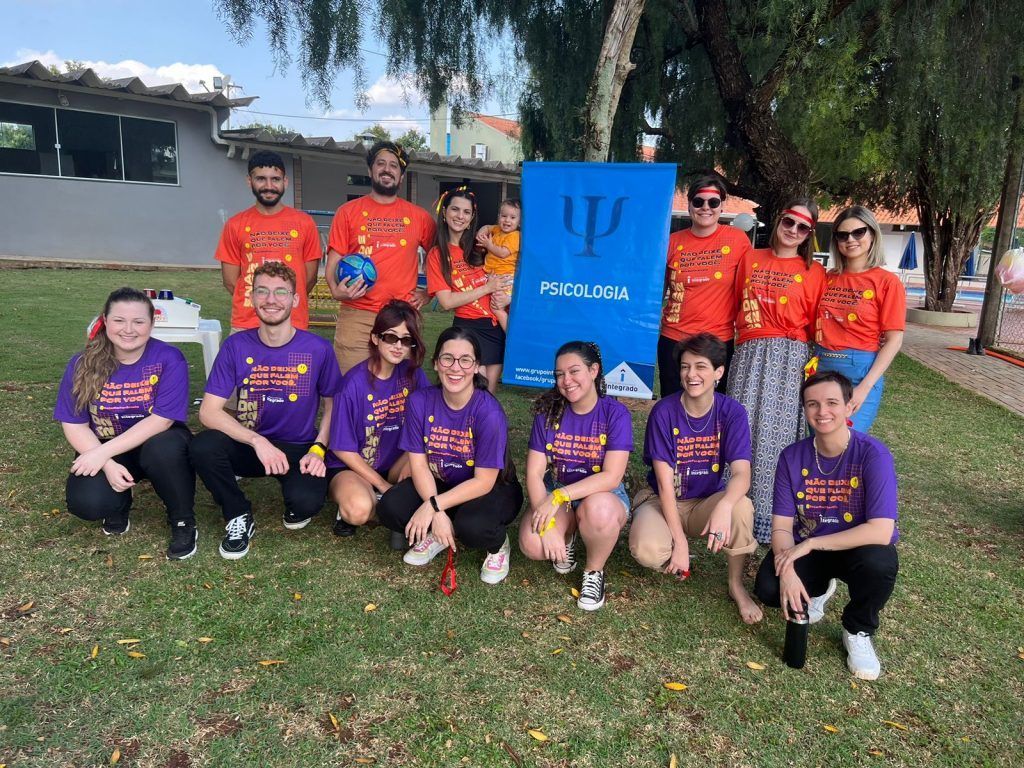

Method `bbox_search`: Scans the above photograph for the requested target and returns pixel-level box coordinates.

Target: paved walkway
[901,321,1024,417]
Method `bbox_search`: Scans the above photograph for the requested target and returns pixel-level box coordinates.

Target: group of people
[53,143,902,680]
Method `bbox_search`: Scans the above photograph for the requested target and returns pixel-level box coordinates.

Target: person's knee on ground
[333,478,375,526]
[628,500,672,570]
[66,474,129,522]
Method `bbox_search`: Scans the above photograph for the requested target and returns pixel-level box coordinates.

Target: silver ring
[713,531,724,541]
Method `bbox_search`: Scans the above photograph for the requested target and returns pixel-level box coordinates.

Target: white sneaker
[577,570,606,611]
[480,536,511,584]
[808,578,838,624]
[553,533,577,575]
[403,533,446,566]
[842,629,882,680]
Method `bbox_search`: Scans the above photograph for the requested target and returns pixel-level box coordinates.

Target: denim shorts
[543,473,632,520]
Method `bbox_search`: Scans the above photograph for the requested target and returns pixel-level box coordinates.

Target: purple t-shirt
[399,386,508,485]
[328,359,430,472]
[644,392,752,500]
[528,396,633,485]
[54,338,189,439]
[774,431,899,544]
[205,329,341,444]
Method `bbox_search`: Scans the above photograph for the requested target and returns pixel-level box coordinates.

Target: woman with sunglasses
[659,176,752,396]
[728,199,826,543]
[814,207,905,432]
[376,326,523,584]
[426,186,511,393]
[327,300,430,539]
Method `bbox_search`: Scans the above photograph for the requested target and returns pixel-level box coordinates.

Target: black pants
[190,430,327,523]
[754,545,899,635]
[66,425,194,527]
[376,477,524,553]
[657,334,735,397]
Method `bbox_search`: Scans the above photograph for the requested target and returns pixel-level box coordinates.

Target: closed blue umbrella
[963,246,977,276]
[899,234,918,270]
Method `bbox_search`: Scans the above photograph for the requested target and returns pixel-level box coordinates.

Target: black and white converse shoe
[577,569,606,611]
[219,513,255,560]
[553,533,577,575]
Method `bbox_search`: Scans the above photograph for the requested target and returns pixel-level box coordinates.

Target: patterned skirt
[726,337,811,543]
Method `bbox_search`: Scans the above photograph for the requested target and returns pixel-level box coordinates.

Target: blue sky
[3,0,515,141]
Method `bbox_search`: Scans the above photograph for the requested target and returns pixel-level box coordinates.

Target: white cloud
[376,114,425,135]
[5,48,224,94]
[363,74,423,109]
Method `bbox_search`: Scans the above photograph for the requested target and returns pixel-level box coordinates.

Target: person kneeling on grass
[754,371,899,680]
[327,300,429,543]
[629,332,762,623]
[519,341,633,611]
[376,327,524,584]
[54,287,197,560]
[191,263,342,560]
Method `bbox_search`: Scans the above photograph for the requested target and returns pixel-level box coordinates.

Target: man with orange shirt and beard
[215,150,322,333]
[327,141,437,373]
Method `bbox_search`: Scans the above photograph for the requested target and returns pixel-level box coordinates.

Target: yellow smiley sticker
[797,491,805,499]
[722,245,731,255]
[752,262,759,269]
[285,254,293,262]
[149,374,159,385]
[243,378,249,385]
[360,225,367,232]
[246,357,254,365]
[245,225,251,233]
[848,312,858,322]
[367,393,374,401]
[400,238,407,247]
[403,217,411,225]
[367,414,373,421]
[290,229,299,238]
[288,393,298,402]
[244,243,251,250]
[428,415,434,423]
[850,476,860,488]
[362,210,368,217]
[599,434,607,445]
[546,443,553,451]
[592,465,602,473]
[297,363,308,374]
[779,296,789,305]
[794,274,804,283]
[672,427,679,435]
[843,512,854,523]
[467,459,474,467]
[677,245,684,252]
[863,289,875,300]
[801,468,809,477]
[714,271,723,280]
[712,463,720,472]
[403,388,408,396]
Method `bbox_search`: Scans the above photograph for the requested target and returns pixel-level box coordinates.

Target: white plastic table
[152,319,222,378]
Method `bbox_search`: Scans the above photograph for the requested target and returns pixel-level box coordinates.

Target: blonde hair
[72,288,154,412]
[829,206,885,273]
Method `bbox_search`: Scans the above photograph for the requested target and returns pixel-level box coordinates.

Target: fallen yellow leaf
[663,682,687,691]
[91,645,99,659]
[882,720,909,731]
[823,724,839,733]
[571,588,580,598]
[851,681,859,689]
[110,747,121,764]
[364,603,377,612]
[556,614,572,624]
[353,759,375,765]
[551,648,563,655]
[197,637,214,643]
[293,592,302,601]
[17,601,33,613]
[745,661,766,670]
[105,553,114,568]
[257,659,286,666]
[0,637,10,647]
[58,627,73,635]
[670,754,678,768]
[521,631,531,638]
[1018,652,1024,660]
[126,651,146,659]
[138,554,154,560]
[527,728,548,742]
[868,749,884,757]
[329,712,339,730]
[117,639,142,645]
[203,582,213,590]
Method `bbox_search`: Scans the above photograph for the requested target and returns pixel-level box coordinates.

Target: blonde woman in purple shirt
[755,371,899,680]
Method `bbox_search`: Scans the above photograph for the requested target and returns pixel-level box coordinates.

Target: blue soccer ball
[336,253,378,290]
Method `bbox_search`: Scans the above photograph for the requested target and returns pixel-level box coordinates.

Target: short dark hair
[801,371,854,403]
[248,150,286,175]
[674,332,727,370]
[367,140,409,171]
[686,175,727,201]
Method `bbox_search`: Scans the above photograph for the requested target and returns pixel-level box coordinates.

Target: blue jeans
[814,347,883,432]
[544,473,631,519]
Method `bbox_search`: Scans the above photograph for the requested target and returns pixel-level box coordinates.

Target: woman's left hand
[774,538,814,574]
[405,502,435,546]
[71,447,110,477]
[849,382,870,414]
[531,494,560,534]
[431,512,456,552]
[700,499,733,554]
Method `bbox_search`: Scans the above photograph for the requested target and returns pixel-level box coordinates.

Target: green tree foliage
[354,124,429,151]
[234,121,295,136]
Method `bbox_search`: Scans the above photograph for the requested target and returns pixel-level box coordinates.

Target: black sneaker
[333,515,357,537]
[577,570,607,611]
[167,520,198,560]
[102,517,131,536]
[282,510,314,530]
[219,513,255,560]
[389,529,408,550]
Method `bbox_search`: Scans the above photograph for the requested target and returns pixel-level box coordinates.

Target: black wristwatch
[429,495,441,513]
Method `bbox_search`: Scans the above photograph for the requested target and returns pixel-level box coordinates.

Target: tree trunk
[693,0,813,221]
[583,0,646,162]
[915,161,988,312]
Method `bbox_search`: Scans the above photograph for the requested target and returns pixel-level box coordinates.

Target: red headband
[783,209,815,227]
[694,187,722,197]
[88,315,106,341]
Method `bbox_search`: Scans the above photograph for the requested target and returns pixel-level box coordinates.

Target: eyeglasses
[690,196,722,210]
[436,353,477,369]
[378,332,417,349]
[833,226,870,243]
[252,287,293,299]
[780,216,813,236]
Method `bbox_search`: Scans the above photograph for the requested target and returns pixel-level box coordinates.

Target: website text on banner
[503,162,677,399]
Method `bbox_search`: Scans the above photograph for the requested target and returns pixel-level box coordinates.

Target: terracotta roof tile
[468,113,521,140]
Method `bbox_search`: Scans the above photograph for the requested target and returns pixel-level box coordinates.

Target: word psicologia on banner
[503,162,676,399]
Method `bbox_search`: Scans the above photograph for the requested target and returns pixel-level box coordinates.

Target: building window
[0,100,178,185]
[0,102,59,175]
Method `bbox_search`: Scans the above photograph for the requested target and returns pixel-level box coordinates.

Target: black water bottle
[783,601,810,669]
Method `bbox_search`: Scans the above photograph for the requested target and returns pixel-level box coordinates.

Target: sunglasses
[690,196,722,210]
[833,226,870,243]
[377,331,417,349]
[780,216,813,236]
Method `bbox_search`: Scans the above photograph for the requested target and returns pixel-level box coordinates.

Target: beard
[370,175,400,196]
[255,304,291,326]
[251,187,284,208]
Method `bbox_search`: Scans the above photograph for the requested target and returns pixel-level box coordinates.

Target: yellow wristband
[307,444,326,459]
[551,488,571,507]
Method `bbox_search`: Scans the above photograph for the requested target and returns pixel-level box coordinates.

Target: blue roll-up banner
[503,161,676,399]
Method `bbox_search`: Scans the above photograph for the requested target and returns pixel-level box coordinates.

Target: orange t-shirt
[735,248,826,344]
[328,195,436,312]
[214,206,322,330]
[661,225,752,342]
[426,244,495,323]
[484,229,520,276]
[815,267,906,352]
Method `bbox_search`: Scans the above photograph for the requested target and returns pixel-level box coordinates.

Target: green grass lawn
[1,267,1022,767]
